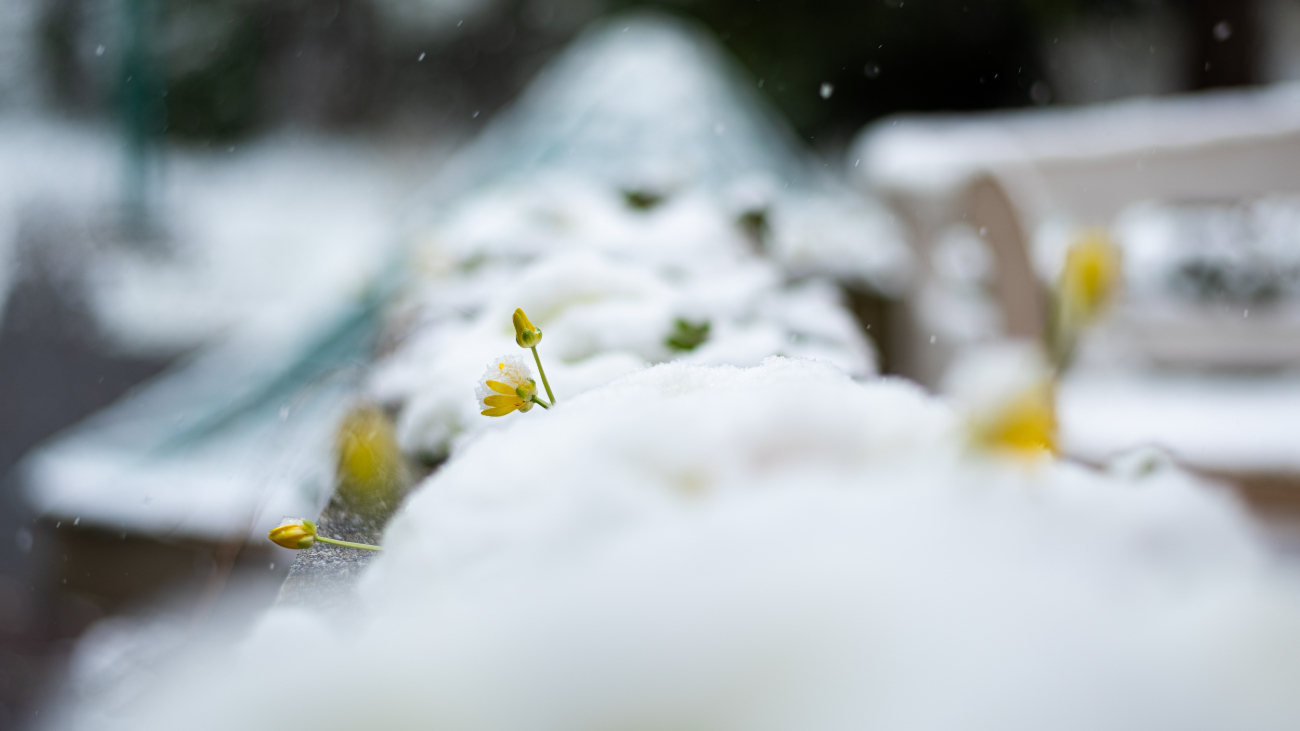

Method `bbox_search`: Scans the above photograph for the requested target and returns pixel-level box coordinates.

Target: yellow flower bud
[515,379,537,400]
[973,380,1058,456]
[1058,229,1121,326]
[269,518,317,549]
[1051,229,1122,369]
[513,308,543,348]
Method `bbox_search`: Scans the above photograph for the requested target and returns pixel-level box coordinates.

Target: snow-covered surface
[372,178,877,459]
[7,114,449,538]
[371,15,907,460]
[852,82,1300,196]
[1060,369,1300,473]
[21,292,384,542]
[0,113,435,354]
[0,115,119,325]
[90,135,426,355]
[54,359,1300,730]
[14,15,903,539]
[417,13,910,290]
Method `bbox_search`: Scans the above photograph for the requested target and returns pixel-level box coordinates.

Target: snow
[55,358,1300,731]
[21,293,382,541]
[852,82,1300,197]
[369,185,879,460]
[88,135,424,355]
[0,114,438,355]
[1059,369,1300,474]
[7,116,448,539]
[943,340,1052,431]
[370,16,906,460]
[0,115,119,325]
[414,13,911,291]
[18,13,907,538]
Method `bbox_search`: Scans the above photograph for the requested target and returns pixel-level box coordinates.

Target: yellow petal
[513,308,543,347]
[268,520,316,549]
[483,395,522,407]
[481,405,517,417]
[485,380,516,395]
[978,383,1058,456]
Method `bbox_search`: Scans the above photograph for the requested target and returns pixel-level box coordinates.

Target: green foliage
[736,208,769,251]
[666,318,711,352]
[623,189,667,211]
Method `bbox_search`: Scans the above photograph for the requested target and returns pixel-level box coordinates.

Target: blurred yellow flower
[513,307,543,348]
[971,379,1058,456]
[947,343,1058,459]
[1050,229,1122,369]
[477,355,542,417]
[1058,229,1121,326]
[335,405,409,516]
[269,518,317,549]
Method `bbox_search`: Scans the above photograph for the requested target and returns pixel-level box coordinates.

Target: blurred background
[3,0,1300,728]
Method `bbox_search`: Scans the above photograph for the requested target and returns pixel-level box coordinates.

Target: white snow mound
[63,359,1300,731]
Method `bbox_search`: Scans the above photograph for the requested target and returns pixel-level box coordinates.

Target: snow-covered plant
[476,308,560,419]
[477,355,550,417]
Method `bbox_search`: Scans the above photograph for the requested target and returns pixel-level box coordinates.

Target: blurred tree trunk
[1184,0,1258,89]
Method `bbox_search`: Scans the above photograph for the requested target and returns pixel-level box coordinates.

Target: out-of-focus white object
[851,84,1300,382]
[1060,370,1300,476]
[0,115,117,326]
[851,84,1300,504]
[1105,198,1300,369]
[0,116,423,355]
[855,84,1300,219]
[91,136,424,356]
[55,359,1300,731]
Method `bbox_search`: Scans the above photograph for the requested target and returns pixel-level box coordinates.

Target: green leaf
[666,318,711,352]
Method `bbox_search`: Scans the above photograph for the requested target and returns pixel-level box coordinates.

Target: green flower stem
[531,396,551,409]
[531,346,556,404]
[315,536,383,552]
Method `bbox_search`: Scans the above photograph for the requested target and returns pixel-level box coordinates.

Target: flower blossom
[477,355,541,417]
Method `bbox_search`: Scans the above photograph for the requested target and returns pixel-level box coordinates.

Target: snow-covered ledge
[55,357,1300,730]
